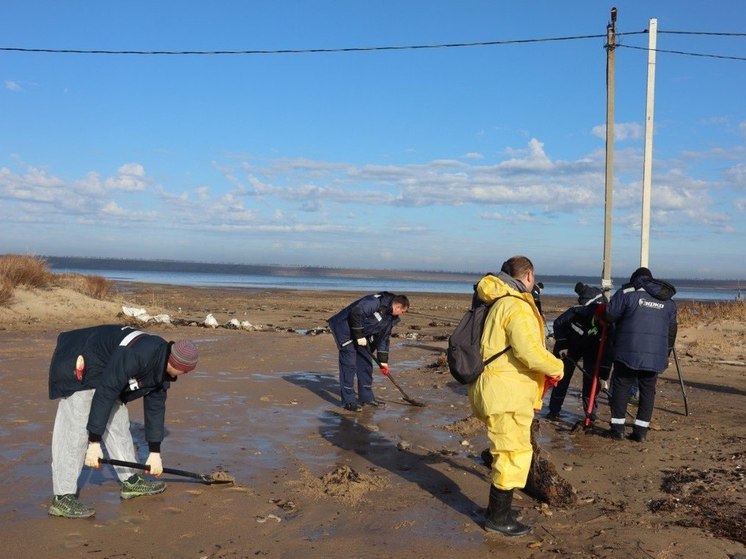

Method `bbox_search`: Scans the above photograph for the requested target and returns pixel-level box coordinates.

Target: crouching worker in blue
[328,292,409,411]
[546,282,611,422]
[48,325,199,518]
[603,267,677,442]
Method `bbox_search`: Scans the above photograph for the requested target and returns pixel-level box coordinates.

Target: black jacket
[327,292,400,363]
[48,325,173,444]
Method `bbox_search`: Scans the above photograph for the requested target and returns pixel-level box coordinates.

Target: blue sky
[1,2,744,280]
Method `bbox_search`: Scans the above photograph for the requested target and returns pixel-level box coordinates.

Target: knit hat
[575,283,603,306]
[168,340,199,373]
[630,267,653,283]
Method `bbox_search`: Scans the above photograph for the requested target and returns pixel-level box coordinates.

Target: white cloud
[739,121,746,135]
[100,201,157,221]
[723,163,746,190]
[480,210,540,223]
[104,163,147,192]
[463,152,484,160]
[4,80,21,92]
[592,122,644,141]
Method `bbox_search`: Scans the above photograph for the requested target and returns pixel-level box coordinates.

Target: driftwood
[523,420,577,507]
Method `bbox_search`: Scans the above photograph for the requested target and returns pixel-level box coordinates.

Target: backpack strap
[480,293,531,366]
[483,345,512,366]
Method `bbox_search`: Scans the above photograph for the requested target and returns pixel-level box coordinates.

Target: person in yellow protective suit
[468,256,564,536]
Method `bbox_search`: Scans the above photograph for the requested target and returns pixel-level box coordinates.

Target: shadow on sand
[284,371,485,525]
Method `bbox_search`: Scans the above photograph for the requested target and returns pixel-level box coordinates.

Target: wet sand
[0,284,744,558]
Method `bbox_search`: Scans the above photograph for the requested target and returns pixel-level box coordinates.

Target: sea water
[47,258,740,302]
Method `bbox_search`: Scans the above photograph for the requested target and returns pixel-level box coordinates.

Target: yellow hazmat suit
[468,274,564,490]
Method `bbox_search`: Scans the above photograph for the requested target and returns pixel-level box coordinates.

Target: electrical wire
[618,44,746,61]
[0,31,646,56]
[658,30,746,37]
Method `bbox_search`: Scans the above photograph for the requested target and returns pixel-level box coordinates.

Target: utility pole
[601,7,617,297]
[640,18,658,268]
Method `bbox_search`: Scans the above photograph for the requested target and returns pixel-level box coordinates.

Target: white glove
[601,380,609,392]
[558,349,568,359]
[356,338,367,347]
[146,452,163,476]
[84,442,103,468]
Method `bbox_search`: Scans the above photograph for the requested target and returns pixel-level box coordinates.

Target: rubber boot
[484,486,531,537]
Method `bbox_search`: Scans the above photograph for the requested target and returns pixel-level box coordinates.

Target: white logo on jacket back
[638,298,665,309]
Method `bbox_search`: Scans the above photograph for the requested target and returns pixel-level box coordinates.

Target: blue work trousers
[338,344,374,405]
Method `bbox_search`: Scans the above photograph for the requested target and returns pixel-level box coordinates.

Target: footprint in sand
[161,506,184,515]
[62,533,88,549]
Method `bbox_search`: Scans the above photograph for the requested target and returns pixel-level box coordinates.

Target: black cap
[630,267,653,283]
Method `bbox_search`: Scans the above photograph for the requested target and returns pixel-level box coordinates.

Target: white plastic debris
[121,306,147,318]
[204,314,219,328]
[240,320,254,330]
[227,318,241,329]
[151,314,172,324]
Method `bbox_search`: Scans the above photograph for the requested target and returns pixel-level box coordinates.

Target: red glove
[379,363,390,375]
[545,376,561,390]
[541,375,561,401]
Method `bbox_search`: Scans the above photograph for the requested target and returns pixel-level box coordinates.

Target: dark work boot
[628,428,648,442]
[608,427,625,440]
[484,486,531,537]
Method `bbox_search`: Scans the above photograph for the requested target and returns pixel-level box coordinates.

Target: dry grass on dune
[0,254,115,306]
[51,272,115,300]
[0,254,51,289]
[677,299,746,327]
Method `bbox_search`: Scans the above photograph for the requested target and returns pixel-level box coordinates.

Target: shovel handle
[358,347,426,407]
[99,457,209,482]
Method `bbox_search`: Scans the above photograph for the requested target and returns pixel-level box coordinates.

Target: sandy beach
[0,282,744,558]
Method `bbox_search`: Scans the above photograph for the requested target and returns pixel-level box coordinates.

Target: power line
[0,31,646,56]
[618,44,746,61]
[658,30,746,37]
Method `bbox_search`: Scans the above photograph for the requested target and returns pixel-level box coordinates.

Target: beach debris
[524,421,577,507]
[120,306,172,325]
[204,314,219,328]
[397,440,412,451]
[256,514,282,523]
[121,305,147,318]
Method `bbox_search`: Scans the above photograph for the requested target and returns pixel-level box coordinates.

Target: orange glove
[379,363,390,375]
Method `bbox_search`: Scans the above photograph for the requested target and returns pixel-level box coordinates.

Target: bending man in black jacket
[47,325,199,518]
[546,282,610,422]
[328,292,409,411]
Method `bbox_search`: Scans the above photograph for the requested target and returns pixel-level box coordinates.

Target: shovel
[562,354,635,423]
[359,348,427,407]
[100,458,234,485]
[671,346,689,416]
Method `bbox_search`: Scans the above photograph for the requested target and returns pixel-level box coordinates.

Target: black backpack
[447,288,514,385]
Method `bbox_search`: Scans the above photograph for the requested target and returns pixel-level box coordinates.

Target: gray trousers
[51,390,137,495]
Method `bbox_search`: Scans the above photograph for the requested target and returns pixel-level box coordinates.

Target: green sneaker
[120,474,167,500]
[48,494,95,518]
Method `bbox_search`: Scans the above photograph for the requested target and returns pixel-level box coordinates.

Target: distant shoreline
[43,255,744,289]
